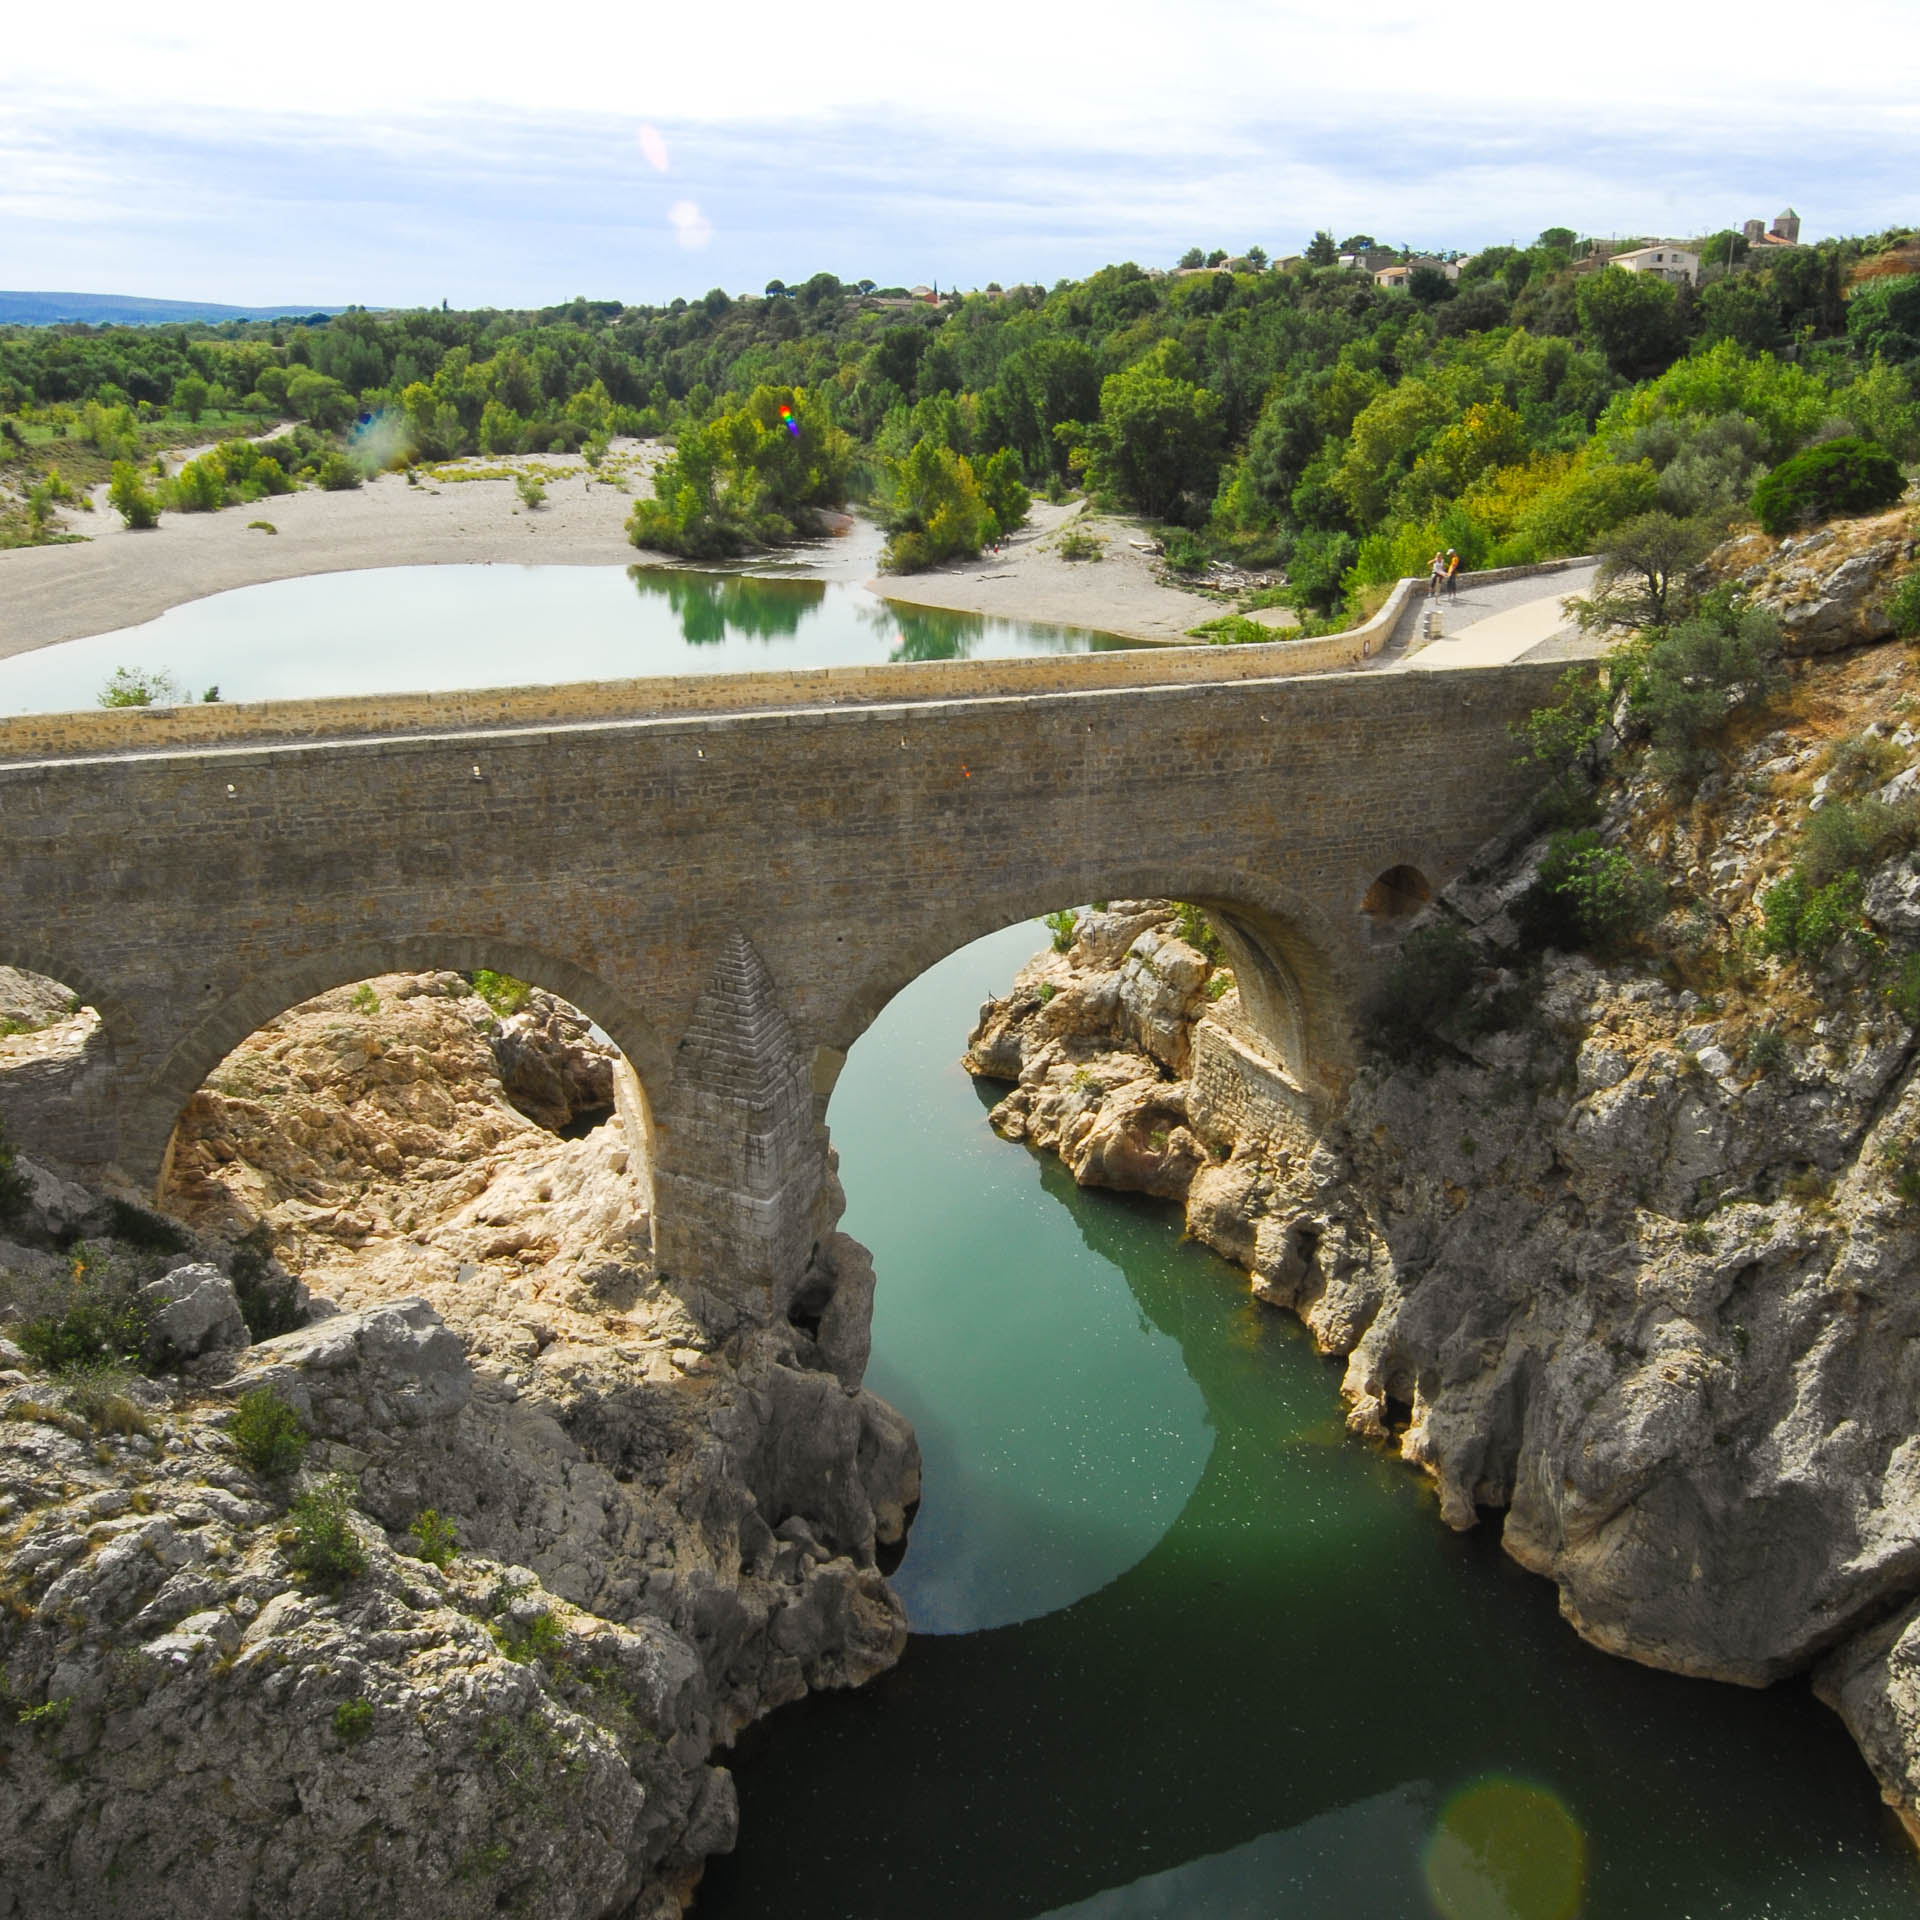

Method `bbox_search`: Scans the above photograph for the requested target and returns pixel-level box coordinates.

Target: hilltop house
[1374,256,1459,290]
[1607,244,1700,286]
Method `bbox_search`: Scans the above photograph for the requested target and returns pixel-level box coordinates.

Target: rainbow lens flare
[778,404,799,437]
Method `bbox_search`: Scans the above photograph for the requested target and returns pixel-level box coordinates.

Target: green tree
[880,438,995,571]
[172,374,211,423]
[107,461,161,530]
[1306,231,1338,267]
[1577,268,1684,378]
[1178,247,1205,269]
[1089,342,1223,522]
[286,368,354,431]
[1582,510,1718,629]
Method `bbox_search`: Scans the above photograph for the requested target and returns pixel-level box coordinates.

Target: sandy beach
[0,456,1236,661]
[870,499,1230,642]
[0,442,668,659]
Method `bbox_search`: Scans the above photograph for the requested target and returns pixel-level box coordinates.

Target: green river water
[693,921,1920,1920]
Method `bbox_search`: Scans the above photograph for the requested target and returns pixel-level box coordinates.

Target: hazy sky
[8,0,1917,307]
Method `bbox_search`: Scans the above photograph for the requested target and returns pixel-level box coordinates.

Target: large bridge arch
[133,935,671,1205]
[813,862,1375,1125]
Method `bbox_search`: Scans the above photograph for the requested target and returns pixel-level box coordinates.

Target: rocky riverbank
[965,571,1920,1835]
[0,971,916,1915]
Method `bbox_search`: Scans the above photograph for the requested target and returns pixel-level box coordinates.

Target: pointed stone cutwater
[652,930,823,1306]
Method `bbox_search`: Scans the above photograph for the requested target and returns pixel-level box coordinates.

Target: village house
[1607,243,1701,286]
[1374,256,1459,290]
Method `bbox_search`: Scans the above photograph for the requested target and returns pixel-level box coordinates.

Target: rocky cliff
[0,971,916,1916]
[966,546,1920,1838]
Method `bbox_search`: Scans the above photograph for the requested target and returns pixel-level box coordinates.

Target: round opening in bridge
[1362,865,1434,924]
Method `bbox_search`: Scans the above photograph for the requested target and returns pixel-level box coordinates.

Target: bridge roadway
[0,650,1565,1316]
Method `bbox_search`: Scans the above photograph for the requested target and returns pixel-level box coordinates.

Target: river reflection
[693,923,1920,1920]
[0,562,1137,715]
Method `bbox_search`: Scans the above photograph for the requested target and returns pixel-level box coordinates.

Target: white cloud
[0,2,1914,306]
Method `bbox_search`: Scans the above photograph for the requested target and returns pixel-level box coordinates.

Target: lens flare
[777,403,799,437]
[637,123,669,172]
[668,199,712,251]
[1423,1777,1586,1920]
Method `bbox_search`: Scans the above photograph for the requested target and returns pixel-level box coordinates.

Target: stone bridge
[0,654,1564,1311]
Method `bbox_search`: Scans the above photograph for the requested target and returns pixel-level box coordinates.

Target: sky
[6,0,1918,310]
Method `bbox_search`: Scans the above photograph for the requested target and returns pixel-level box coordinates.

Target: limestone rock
[491,988,618,1132]
[224,1296,472,1439]
[1717,508,1918,655]
[0,965,76,1032]
[139,1262,250,1364]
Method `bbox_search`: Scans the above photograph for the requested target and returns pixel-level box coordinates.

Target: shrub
[1751,436,1905,535]
[1364,920,1482,1063]
[1172,902,1224,962]
[1044,909,1078,955]
[1625,588,1785,782]
[1515,830,1664,955]
[1512,665,1613,820]
[515,472,546,509]
[1188,614,1274,645]
[491,1607,567,1666]
[315,452,362,492]
[1160,529,1207,572]
[409,1509,458,1569]
[99,666,185,708]
[107,461,161,529]
[1057,528,1104,562]
[1798,796,1918,885]
[15,1256,150,1373]
[287,1476,367,1591]
[1889,571,1920,641]
[229,1386,308,1477]
[470,969,533,1016]
[351,983,379,1015]
[1743,1025,1790,1077]
[332,1698,375,1745]
[1759,868,1865,961]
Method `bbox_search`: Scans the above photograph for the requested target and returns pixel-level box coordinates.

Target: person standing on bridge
[1445,548,1461,597]
[1427,552,1446,598]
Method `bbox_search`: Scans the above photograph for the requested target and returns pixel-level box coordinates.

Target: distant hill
[0,292,343,328]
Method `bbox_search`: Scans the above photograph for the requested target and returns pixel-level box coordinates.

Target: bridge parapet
[1,658,1571,1307]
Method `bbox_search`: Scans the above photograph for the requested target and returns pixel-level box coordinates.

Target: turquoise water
[694,922,1920,1919]
[0,565,1134,714]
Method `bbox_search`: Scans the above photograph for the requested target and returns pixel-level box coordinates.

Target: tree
[1582,510,1718,629]
[1205,249,1229,268]
[172,374,211,423]
[107,461,161,529]
[1306,231,1338,267]
[1178,247,1205,269]
[1244,246,1268,271]
[1538,226,1577,252]
[1089,342,1224,522]
[1576,268,1684,378]
[1340,234,1377,255]
[1408,266,1456,306]
[285,368,354,430]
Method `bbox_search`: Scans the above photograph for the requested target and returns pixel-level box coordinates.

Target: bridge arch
[813,863,1360,1120]
[0,941,138,1066]
[132,935,671,1197]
